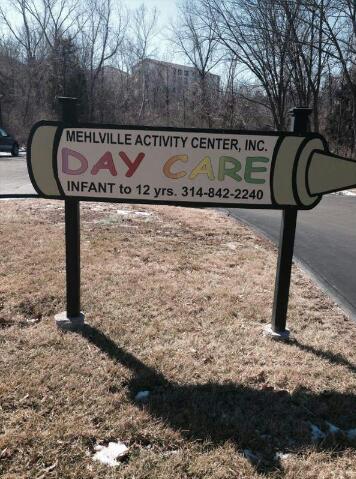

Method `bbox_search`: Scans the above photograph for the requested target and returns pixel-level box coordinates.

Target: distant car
[0,127,19,157]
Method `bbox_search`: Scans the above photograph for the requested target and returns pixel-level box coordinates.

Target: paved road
[1,155,356,318]
[0,153,37,196]
[227,196,356,319]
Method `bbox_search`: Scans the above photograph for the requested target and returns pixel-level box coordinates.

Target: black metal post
[270,107,312,336]
[0,94,4,126]
[57,96,83,325]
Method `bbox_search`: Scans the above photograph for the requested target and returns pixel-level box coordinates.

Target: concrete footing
[263,324,290,341]
[55,311,85,330]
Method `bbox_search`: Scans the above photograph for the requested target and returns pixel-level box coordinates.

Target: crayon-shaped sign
[27,122,356,209]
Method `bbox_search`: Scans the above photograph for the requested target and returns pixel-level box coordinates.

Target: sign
[26,106,356,336]
[27,122,356,209]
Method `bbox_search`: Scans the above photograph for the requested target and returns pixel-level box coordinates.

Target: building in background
[132,58,220,94]
[130,58,221,127]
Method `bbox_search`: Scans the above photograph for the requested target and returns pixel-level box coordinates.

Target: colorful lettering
[218,156,242,182]
[119,152,145,177]
[244,157,269,184]
[163,155,188,179]
[189,156,215,180]
[91,152,117,176]
[62,147,88,175]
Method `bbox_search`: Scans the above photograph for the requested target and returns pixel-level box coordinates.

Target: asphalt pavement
[0,153,37,196]
[227,196,356,319]
[1,154,356,319]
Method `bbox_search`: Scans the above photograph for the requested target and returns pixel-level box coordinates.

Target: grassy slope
[0,200,355,478]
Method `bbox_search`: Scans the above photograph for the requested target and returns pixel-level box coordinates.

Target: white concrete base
[263,324,290,340]
[55,311,85,330]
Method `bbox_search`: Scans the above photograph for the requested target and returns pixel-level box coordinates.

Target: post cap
[289,107,313,133]
[56,96,78,103]
[289,107,313,116]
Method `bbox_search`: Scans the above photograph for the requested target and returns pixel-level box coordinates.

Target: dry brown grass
[0,199,355,479]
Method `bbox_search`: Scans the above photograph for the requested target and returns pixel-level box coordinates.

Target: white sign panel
[57,128,275,205]
[28,122,331,209]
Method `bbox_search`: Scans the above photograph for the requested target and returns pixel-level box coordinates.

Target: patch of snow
[225,242,238,250]
[116,209,152,218]
[162,450,179,456]
[326,422,341,435]
[331,190,356,197]
[309,423,326,442]
[243,449,259,464]
[26,318,40,324]
[116,209,132,216]
[307,421,356,443]
[275,451,291,460]
[135,390,150,401]
[134,211,151,217]
[93,441,128,467]
[38,461,57,476]
[347,429,356,440]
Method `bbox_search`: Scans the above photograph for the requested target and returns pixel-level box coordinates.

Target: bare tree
[198,0,296,130]
[277,0,331,131]
[0,0,88,121]
[78,0,127,120]
[20,0,84,106]
[128,3,158,122]
[218,58,273,129]
[171,0,222,127]
[303,0,356,153]
[0,0,49,122]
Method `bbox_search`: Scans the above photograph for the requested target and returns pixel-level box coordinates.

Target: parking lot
[0,152,37,196]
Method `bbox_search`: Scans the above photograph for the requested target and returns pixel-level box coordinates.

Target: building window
[178,69,182,75]
[184,70,189,76]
